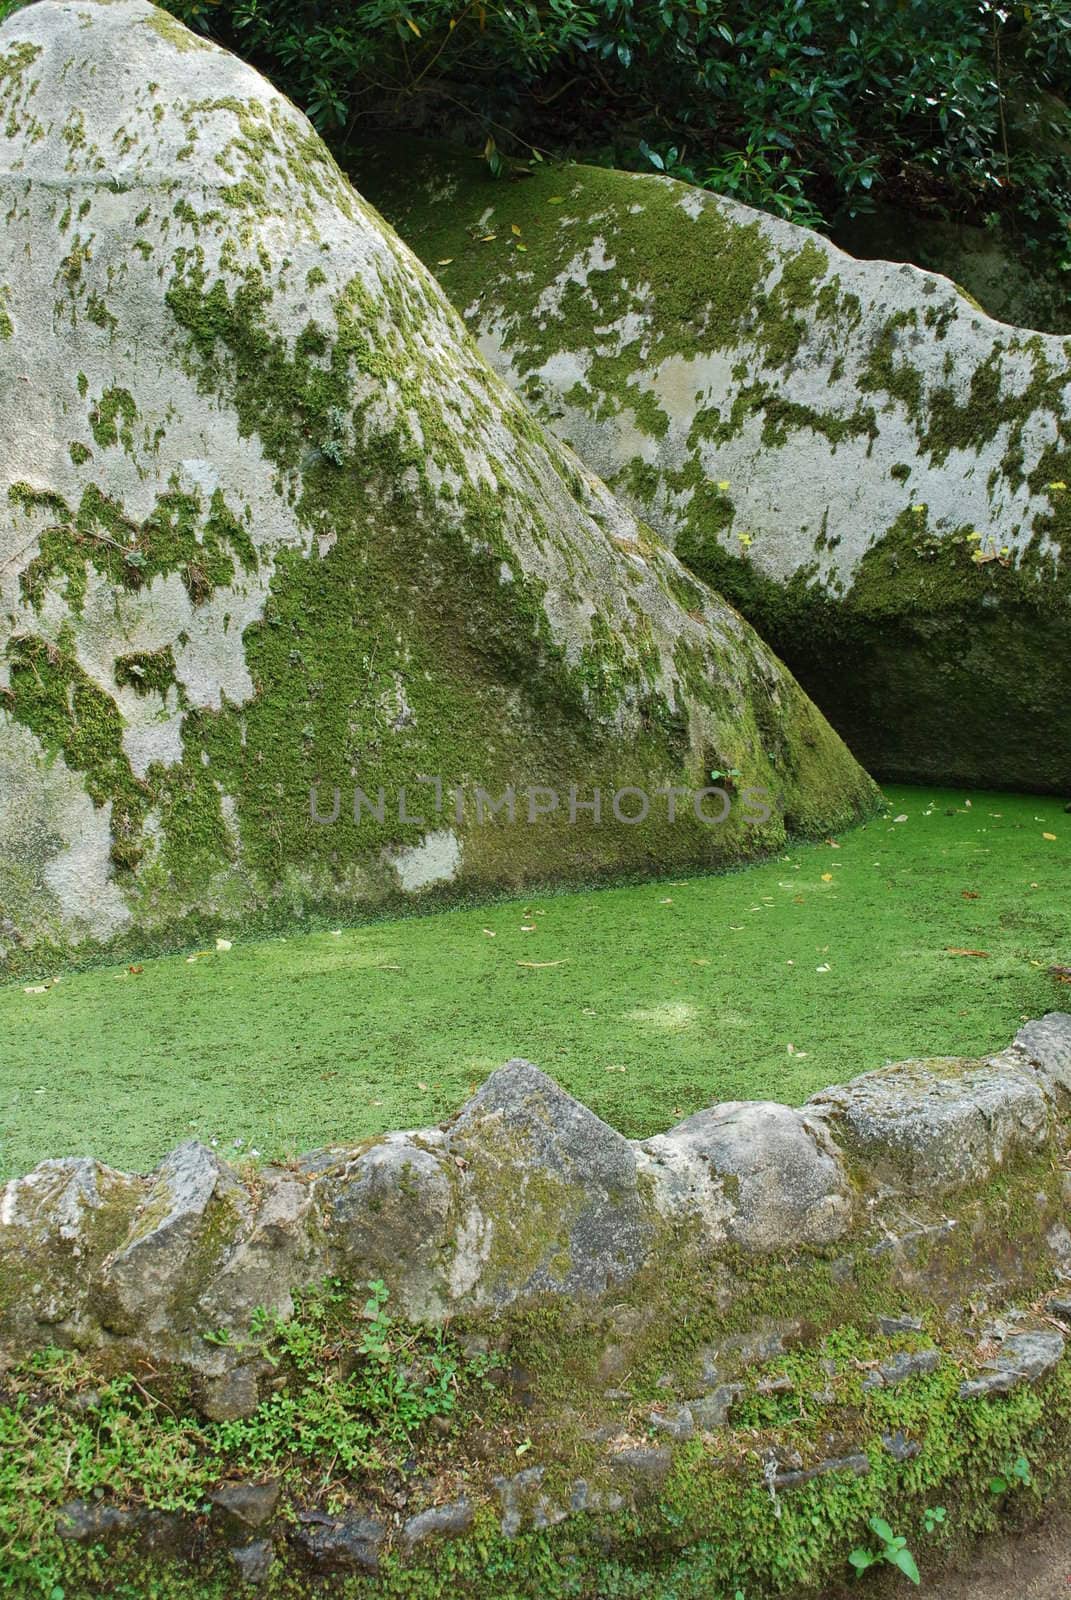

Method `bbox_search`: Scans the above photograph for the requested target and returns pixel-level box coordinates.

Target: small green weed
[989,1453,1032,1495]
[849,1515,921,1585]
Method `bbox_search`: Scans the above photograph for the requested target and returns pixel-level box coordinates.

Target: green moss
[859,308,924,420]
[60,107,85,154]
[114,646,178,699]
[758,392,877,450]
[58,233,92,293]
[6,1160,1071,1599]
[757,237,828,368]
[88,385,137,451]
[142,7,213,52]
[85,291,116,331]
[12,477,255,614]
[5,633,151,869]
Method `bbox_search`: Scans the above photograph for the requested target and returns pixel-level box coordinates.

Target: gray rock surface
[0,1157,141,1336]
[400,1498,474,1549]
[210,1481,280,1533]
[607,1446,673,1491]
[959,1328,1066,1398]
[772,1452,870,1491]
[290,1513,385,1574]
[196,1171,329,1331]
[0,0,875,967]
[809,1051,1052,1191]
[95,1142,248,1335]
[319,1133,458,1320]
[882,1431,921,1462]
[640,1102,852,1249]
[446,1060,652,1306]
[861,1349,941,1389]
[648,1403,695,1440]
[691,1385,743,1429]
[56,1499,184,1554]
[493,1466,559,1537]
[1015,1013,1071,1099]
[231,1542,274,1585]
[198,1365,261,1422]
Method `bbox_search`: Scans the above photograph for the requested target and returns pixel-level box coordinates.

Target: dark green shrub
[155,0,1071,258]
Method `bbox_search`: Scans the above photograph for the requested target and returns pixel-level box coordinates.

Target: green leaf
[891,1548,921,1584]
[869,1517,895,1544]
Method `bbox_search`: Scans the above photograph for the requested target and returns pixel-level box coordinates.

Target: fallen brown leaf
[946,947,989,957]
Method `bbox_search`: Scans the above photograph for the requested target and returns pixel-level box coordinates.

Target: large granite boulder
[0,1,877,970]
[354,140,1071,791]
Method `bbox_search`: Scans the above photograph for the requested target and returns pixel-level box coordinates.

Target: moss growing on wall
[4,1146,1071,1599]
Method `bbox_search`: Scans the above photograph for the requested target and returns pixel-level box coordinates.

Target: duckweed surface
[1,785,1067,1178]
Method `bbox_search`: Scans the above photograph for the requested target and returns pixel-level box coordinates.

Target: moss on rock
[0,1,877,968]
[349,138,1071,792]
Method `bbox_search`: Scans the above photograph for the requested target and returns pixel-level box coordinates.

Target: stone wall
[5,1014,1069,1380]
[5,1015,1071,1591]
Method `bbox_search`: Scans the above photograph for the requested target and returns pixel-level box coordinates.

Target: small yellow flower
[716,480,731,491]
[1049,480,1067,491]
[966,530,982,541]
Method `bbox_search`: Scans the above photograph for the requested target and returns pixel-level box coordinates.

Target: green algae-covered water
[1,785,1067,1179]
